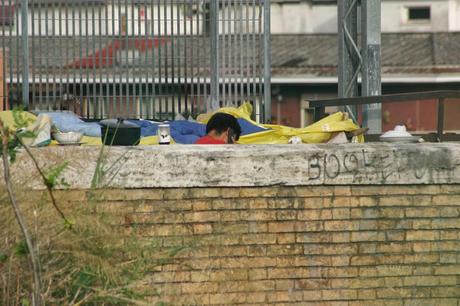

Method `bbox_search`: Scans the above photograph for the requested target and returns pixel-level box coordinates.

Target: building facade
[269,0,460,133]
[271,0,460,33]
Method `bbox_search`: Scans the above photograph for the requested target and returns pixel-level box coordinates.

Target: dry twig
[0,119,42,305]
[15,136,70,226]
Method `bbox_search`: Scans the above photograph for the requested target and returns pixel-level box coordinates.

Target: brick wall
[70,184,460,305]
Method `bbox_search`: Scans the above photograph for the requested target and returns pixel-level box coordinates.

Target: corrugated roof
[271,33,460,77]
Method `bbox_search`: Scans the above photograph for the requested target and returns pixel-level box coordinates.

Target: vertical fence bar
[97,0,103,117]
[9,0,14,109]
[1,0,6,110]
[84,1,90,116]
[189,0,194,115]
[57,0,63,110]
[56,0,60,109]
[128,0,133,117]
[437,98,445,142]
[115,0,120,117]
[245,0,250,104]
[37,0,43,109]
[51,0,56,110]
[150,0,156,119]
[71,0,77,113]
[257,1,262,120]
[210,0,219,109]
[21,0,28,108]
[143,1,149,117]
[183,0,188,115]
[229,0,238,106]
[251,0,256,110]
[263,0,270,123]
[170,0,175,119]
[157,0,162,118]
[42,3,52,110]
[241,0,246,105]
[227,0,232,106]
[103,0,109,118]
[14,0,19,106]
[111,0,116,117]
[130,0,135,118]
[30,0,35,109]
[196,0,200,113]
[221,0,226,105]
[163,0,168,119]
[136,1,141,118]
[176,0,181,116]
[123,0,128,117]
[79,0,84,114]
[64,1,70,111]
[123,0,127,116]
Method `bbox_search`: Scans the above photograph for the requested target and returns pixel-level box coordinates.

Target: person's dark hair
[206,112,242,141]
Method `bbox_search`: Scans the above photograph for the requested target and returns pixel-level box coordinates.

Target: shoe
[346,127,369,140]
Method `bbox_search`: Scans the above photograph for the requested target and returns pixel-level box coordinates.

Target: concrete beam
[7,143,460,189]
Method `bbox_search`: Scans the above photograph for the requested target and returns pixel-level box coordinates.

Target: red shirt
[195,135,226,144]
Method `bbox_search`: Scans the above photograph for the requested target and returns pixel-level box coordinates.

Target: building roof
[4,32,460,83]
[271,33,460,80]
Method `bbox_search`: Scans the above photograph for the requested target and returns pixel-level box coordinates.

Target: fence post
[21,0,29,109]
[338,0,359,119]
[210,0,219,110]
[263,0,271,123]
[0,51,4,110]
[361,0,382,134]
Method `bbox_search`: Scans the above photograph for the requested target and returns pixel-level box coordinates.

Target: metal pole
[437,98,445,142]
[21,0,29,109]
[361,0,381,133]
[338,0,359,118]
[210,0,219,110]
[263,0,271,123]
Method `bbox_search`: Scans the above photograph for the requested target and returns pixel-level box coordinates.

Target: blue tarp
[42,111,268,144]
[127,120,207,144]
[39,111,101,137]
[127,118,267,144]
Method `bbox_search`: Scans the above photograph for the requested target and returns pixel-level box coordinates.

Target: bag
[100,119,141,146]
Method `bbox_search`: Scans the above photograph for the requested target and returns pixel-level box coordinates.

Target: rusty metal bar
[437,98,445,142]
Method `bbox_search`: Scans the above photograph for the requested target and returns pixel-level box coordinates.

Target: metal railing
[309,90,460,142]
[0,0,271,121]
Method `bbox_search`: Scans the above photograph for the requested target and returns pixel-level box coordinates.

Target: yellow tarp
[198,103,364,144]
[0,111,36,131]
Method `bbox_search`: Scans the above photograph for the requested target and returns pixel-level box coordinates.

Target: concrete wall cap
[8,143,460,189]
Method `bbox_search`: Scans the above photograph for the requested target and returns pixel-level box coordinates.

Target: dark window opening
[408,7,431,21]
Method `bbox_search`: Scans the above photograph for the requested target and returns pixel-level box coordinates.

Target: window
[408,7,430,21]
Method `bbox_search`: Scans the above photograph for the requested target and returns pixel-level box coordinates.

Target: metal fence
[0,0,271,122]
